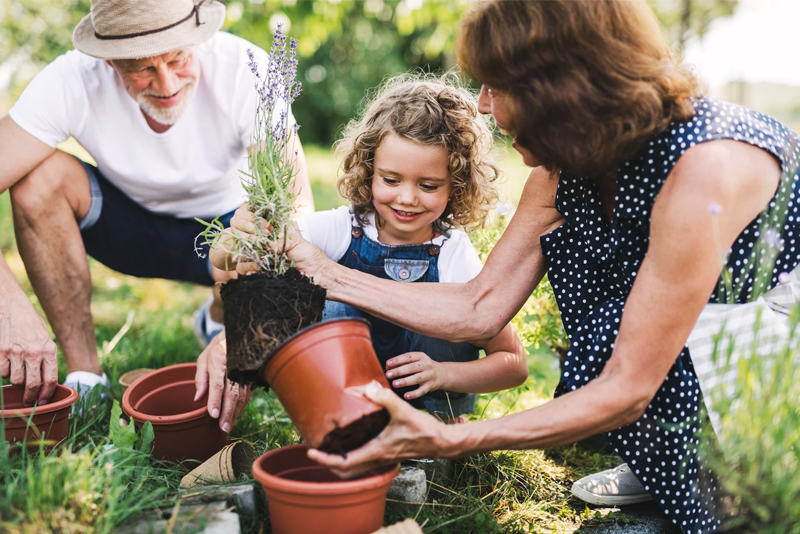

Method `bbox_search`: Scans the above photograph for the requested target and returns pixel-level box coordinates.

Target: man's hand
[0,296,58,406]
[385,352,447,400]
[194,329,252,433]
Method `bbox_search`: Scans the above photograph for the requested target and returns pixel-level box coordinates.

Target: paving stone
[387,466,427,503]
[179,483,257,517]
[116,503,240,534]
[576,502,682,534]
[405,458,454,485]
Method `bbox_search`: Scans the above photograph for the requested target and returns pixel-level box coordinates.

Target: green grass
[0,146,624,533]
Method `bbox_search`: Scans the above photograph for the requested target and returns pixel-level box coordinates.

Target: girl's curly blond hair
[335,72,499,232]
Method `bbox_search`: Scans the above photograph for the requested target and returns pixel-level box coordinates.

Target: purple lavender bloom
[708,202,722,216]
[765,228,783,250]
[779,271,791,284]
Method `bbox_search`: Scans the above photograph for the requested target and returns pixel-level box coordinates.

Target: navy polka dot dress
[541,97,800,534]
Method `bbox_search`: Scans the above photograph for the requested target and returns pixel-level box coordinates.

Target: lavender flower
[708,202,722,216]
[765,228,784,250]
[779,271,791,284]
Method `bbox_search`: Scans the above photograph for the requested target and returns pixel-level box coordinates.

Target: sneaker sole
[571,483,653,506]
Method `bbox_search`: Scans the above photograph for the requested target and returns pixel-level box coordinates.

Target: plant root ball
[222,268,326,386]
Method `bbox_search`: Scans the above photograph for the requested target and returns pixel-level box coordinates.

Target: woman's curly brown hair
[335,73,499,231]
[457,0,701,178]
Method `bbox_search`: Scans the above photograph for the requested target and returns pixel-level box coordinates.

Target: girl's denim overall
[323,223,479,420]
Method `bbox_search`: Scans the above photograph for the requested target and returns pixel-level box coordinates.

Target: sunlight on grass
[0,146,622,533]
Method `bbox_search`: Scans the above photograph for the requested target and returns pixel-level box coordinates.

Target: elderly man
[0,0,312,421]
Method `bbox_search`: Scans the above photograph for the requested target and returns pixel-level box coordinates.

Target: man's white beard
[136,77,197,126]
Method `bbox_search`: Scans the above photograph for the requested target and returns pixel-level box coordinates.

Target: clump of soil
[222,268,326,386]
[318,409,390,456]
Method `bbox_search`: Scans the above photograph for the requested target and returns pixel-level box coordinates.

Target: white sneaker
[63,371,109,396]
[571,463,653,506]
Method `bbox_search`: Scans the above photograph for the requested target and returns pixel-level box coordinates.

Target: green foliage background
[0,0,737,145]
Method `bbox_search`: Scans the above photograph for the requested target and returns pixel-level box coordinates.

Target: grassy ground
[0,143,622,533]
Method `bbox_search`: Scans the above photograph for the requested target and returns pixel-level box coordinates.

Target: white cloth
[686,266,800,442]
[296,206,484,283]
[9,32,292,219]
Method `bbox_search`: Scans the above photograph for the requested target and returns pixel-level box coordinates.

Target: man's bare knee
[10,150,91,221]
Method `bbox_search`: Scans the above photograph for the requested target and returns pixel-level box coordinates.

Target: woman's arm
[290,166,565,344]
[385,323,528,397]
[309,139,782,477]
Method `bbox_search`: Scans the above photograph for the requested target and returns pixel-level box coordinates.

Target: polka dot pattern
[541,97,800,534]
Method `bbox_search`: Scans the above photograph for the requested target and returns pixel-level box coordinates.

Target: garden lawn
[0,144,622,533]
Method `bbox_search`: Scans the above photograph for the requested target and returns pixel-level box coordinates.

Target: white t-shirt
[296,206,484,283]
[9,32,290,219]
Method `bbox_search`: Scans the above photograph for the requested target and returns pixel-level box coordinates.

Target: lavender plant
[198,24,302,275]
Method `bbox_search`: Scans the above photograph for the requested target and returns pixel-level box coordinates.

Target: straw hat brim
[72,2,225,60]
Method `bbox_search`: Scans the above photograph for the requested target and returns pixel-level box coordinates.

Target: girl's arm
[308,139,782,478]
[385,323,527,397]
[287,166,565,345]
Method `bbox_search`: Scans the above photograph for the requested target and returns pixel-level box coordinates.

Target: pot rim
[0,384,79,418]
[260,317,371,373]
[122,362,208,425]
[252,444,400,496]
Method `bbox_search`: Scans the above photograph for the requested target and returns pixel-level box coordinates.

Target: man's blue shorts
[76,158,236,287]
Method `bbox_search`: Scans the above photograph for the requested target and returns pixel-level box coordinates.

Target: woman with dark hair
[201,1,799,532]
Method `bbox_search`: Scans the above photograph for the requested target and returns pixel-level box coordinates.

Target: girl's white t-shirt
[296,206,484,283]
[9,32,291,220]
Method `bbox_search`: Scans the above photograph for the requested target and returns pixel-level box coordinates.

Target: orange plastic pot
[0,384,78,452]
[253,444,400,534]
[261,318,391,454]
[122,362,228,463]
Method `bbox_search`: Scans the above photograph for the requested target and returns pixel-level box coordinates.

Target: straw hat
[72,0,225,60]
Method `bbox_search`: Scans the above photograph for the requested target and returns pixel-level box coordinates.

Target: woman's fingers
[308,382,446,478]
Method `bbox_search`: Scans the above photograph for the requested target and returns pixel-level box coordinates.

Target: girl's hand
[307,381,454,478]
[385,352,447,400]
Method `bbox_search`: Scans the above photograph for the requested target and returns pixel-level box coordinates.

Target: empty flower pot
[261,318,391,455]
[252,444,400,534]
[122,362,228,464]
[0,384,78,452]
[119,368,154,393]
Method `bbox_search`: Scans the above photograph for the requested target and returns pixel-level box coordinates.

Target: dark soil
[318,408,390,456]
[222,268,326,386]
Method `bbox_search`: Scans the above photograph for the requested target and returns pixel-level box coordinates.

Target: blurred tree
[1,0,737,146]
[647,0,738,49]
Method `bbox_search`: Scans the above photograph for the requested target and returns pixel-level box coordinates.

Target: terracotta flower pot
[0,384,78,452]
[119,368,154,393]
[122,362,228,463]
[261,318,391,455]
[252,444,400,534]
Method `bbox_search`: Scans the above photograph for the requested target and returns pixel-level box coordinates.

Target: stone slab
[576,502,682,534]
[387,466,427,503]
[116,503,240,534]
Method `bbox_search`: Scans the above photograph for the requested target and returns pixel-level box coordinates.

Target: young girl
[214,74,527,421]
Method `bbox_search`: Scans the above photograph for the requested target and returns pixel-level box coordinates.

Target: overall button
[398,268,411,280]
[351,227,363,238]
[428,245,440,256]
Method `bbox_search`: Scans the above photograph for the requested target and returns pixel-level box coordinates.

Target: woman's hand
[194,330,253,433]
[307,382,454,478]
[385,352,447,400]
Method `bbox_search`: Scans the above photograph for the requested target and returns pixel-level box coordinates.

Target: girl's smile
[372,134,452,245]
